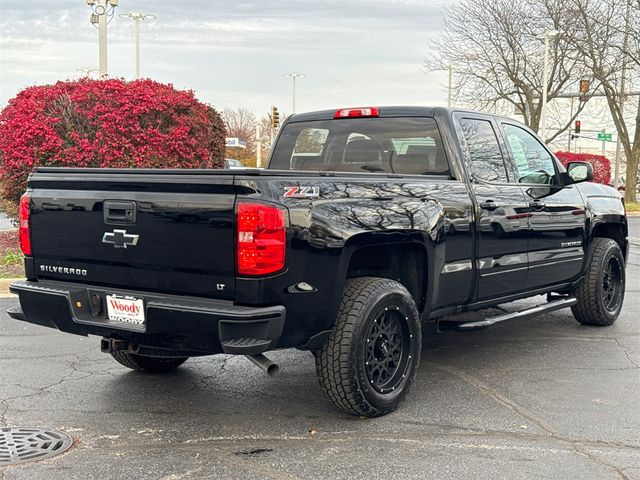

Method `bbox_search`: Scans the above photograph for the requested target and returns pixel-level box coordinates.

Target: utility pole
[447,65,453,108]
[119,12,157,79]
[614,0,631,189]
[87,0,119,78]
[283,73,305,113]
[568,97,575,152]
[536,29,560,142]
[256,124,262,168]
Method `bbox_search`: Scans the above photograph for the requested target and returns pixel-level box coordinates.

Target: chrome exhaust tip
[246,353,279,377]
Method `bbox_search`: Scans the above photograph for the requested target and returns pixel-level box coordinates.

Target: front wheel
[572,238,625,326]
[315,277,421,417]
[111,351,189,373]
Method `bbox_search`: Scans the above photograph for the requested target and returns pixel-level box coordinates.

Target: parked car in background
[615,173,640,193]
[224,158,245,169]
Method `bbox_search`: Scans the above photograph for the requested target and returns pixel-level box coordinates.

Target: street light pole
[119,12,157,79]
[536,29,559,142]
[447,65,453,108]
[135,16,140,78]
[283,73,305,113]
[86,0,119,78]
[98,0,107,76]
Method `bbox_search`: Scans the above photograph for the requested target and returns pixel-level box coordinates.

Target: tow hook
[245,354,279,377]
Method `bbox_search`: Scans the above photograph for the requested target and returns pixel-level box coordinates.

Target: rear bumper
[9,280,285,355]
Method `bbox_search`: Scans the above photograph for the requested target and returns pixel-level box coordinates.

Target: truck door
[499,122,586,289]
[457,116,530,300]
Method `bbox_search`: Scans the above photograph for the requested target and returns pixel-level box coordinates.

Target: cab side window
[503,124,557,185]
[459,118,508,183]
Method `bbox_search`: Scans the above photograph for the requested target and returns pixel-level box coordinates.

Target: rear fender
[325,195,447,317]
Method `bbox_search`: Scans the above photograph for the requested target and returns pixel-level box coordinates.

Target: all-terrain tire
[315,277,421,417]
[111,351,188,373]
[571,238,625,326]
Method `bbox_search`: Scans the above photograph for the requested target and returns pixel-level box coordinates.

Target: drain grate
[0,427,73,465]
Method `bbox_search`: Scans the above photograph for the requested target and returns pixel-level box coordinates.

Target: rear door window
[270,117,450,176]
[459,118,509,183]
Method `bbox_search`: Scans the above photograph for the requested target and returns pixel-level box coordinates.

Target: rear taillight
[237,202,286,276]
[19,193,31,256]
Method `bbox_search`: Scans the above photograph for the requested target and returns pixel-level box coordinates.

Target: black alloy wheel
[364,306,412,394]
[602,255,623,312]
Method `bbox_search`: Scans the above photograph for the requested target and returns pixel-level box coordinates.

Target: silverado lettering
[39,265,87,276]
[9,107,628,417]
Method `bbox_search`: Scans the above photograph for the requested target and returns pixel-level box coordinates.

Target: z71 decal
[284,186,320,198]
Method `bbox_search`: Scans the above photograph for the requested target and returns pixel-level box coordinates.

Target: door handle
[480,200,499,211]
[529,200,546,211]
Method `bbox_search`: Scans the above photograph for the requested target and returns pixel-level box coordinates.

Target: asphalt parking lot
[1,219,638,480]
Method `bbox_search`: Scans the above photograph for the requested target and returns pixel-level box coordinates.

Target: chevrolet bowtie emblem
[102,229,140,249]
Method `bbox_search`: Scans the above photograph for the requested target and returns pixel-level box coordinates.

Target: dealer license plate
[106,295,145,326]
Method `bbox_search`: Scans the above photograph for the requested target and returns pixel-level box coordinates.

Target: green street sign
[597,133,612,141]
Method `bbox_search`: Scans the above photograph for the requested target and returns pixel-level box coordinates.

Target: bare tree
[222,107,257,165]
[426,0,592,143]
[258,115,275,164]
[567,0,640,202]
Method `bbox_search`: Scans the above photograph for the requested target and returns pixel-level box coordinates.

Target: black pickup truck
[9,107,628,417]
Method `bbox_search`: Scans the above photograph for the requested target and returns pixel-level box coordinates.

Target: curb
[0,278,23,298]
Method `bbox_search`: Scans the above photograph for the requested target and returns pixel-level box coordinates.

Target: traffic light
[579,79,589,101]
[574,120,581,134]
[271,106,280,129]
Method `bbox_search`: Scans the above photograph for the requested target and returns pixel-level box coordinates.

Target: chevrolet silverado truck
[8,107,628,417]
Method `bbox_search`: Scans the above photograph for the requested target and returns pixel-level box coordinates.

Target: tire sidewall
[352,288,421,412]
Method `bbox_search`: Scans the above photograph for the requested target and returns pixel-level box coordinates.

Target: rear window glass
[269,117,450,175]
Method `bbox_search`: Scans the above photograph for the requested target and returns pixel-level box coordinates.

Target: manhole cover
[0,427,73,465]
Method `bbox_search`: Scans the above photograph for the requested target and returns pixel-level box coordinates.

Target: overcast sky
[0,0,451,115]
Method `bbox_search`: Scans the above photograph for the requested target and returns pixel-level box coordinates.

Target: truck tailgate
[28,170,238,299]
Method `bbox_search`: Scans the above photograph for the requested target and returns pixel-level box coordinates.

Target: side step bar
[445,297,577,331]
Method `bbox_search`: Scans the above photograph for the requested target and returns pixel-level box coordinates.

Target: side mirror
[567,161,594,183]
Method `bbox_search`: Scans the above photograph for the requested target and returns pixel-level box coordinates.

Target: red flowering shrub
[0,78,226,208]
[555,151,611,185]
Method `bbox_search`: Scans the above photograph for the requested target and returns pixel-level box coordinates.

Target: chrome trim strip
[480,266,529,277]
[441,260,473,274]
[527,247,583,263]
[529,257,583,269]
[477,253,528,270]
[480,257,583,277]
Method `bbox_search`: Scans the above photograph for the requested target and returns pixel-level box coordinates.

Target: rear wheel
[315,277,421,417]
[572,238,625,326]
[110,351,188,373]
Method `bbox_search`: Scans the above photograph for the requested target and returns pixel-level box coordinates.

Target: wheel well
[346,243,427,310]
[592,223,626,253]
